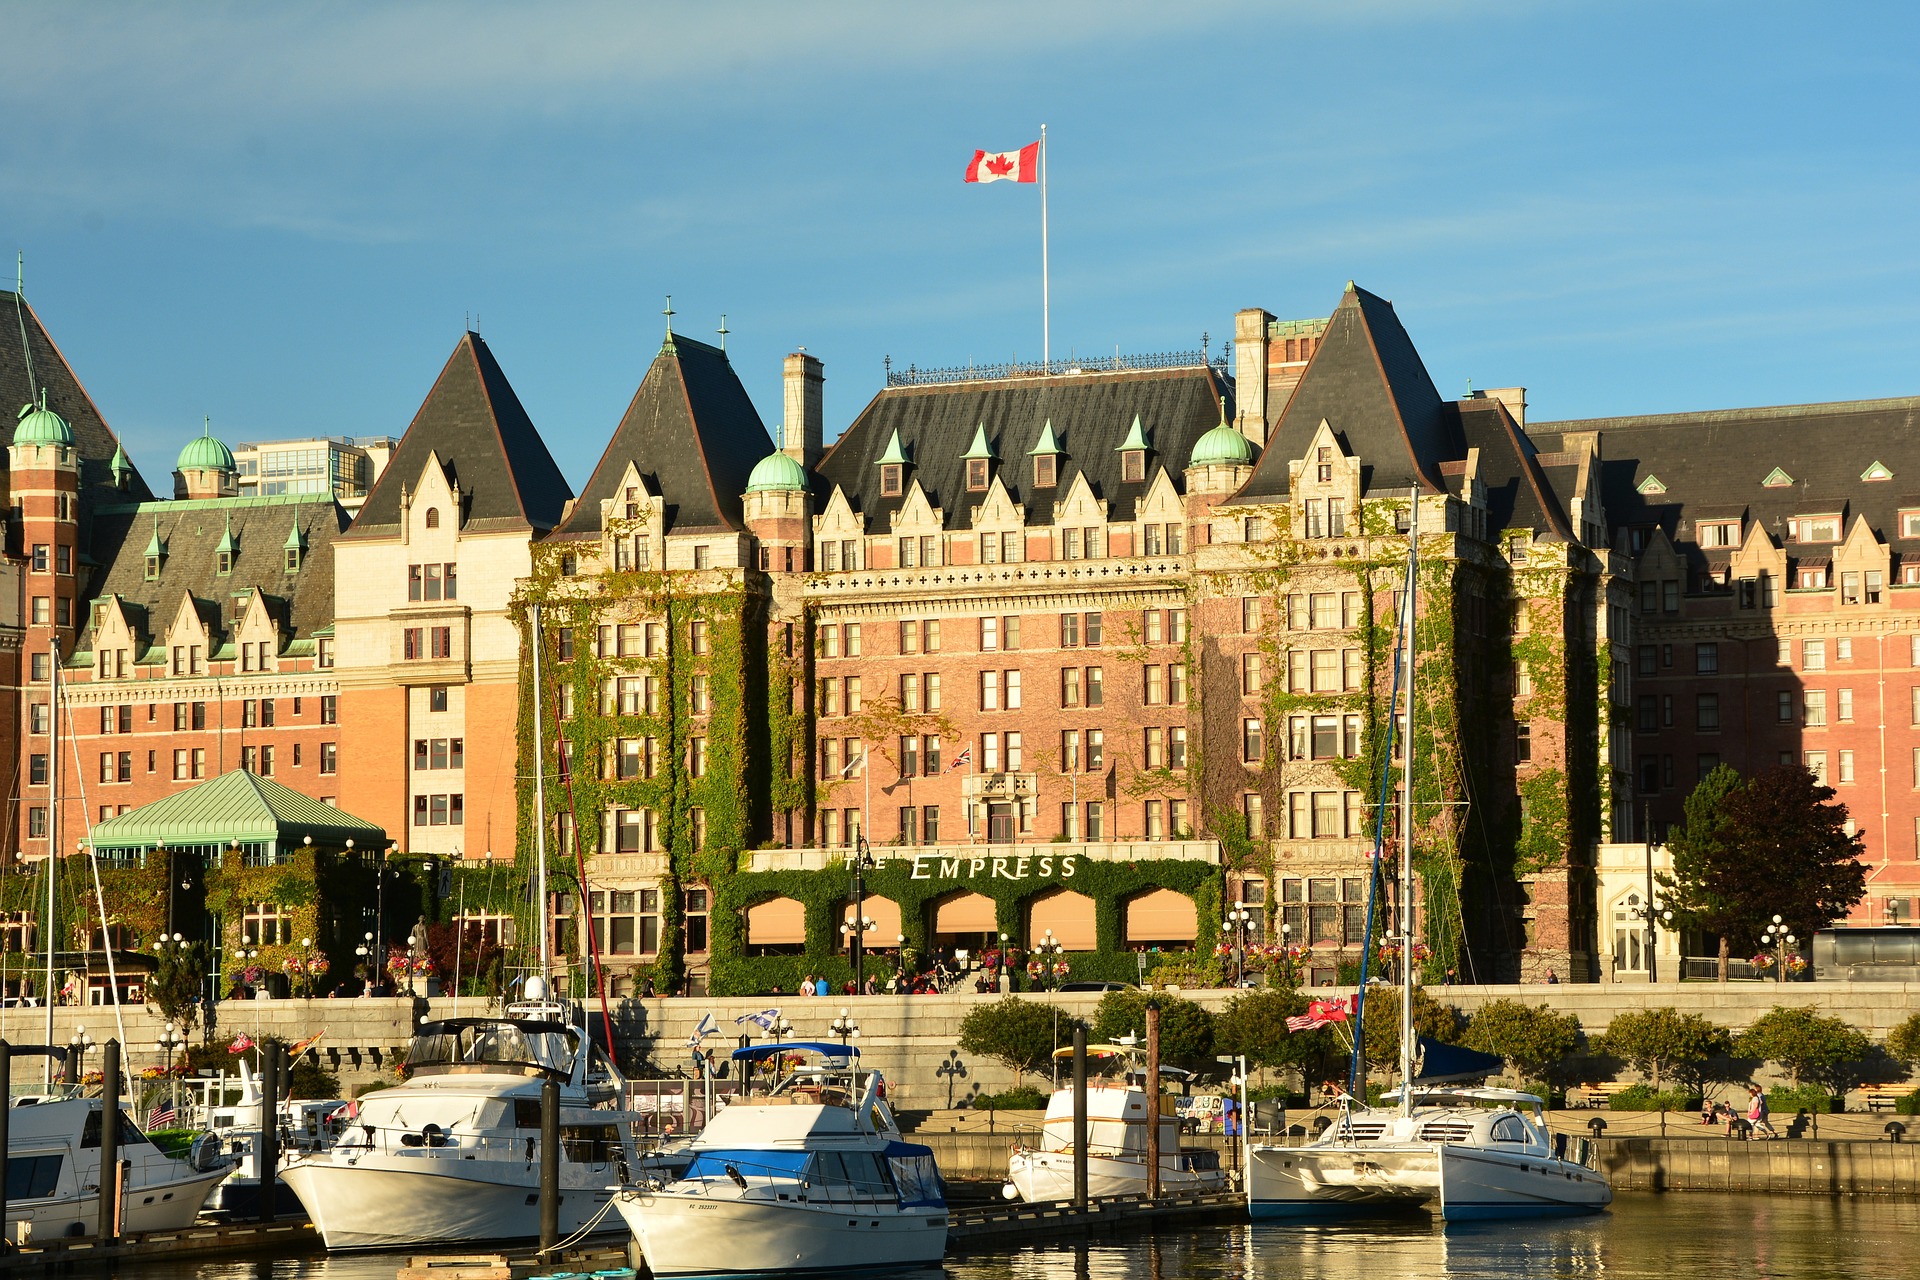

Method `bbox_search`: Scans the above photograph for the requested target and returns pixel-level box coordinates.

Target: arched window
[1122,888,1197,949]
[745,897,806,957]
[1024,887,1096,950]
[842,897,902,952]
[425,508,440,528]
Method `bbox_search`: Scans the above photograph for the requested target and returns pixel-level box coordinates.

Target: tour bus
[1812,927,1920,981]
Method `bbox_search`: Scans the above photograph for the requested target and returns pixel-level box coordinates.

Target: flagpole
[1040,123,1050,369]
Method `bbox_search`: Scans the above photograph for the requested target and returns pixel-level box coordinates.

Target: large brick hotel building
[1,281,1915,992]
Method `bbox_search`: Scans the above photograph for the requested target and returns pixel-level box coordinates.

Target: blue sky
[2,1,1915,484]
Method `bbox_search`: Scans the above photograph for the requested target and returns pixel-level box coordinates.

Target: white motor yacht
[4,1093,229,1242]
[279,1002,642,1250]
[1005,1044,1226,1202]
[203,1060,347,1217]
[613,1042,948,1279]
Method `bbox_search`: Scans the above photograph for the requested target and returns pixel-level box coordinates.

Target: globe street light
[1031,929,1065,991]
[1223,905,1255,987]
[840,914,878,989]
[1630,896,1674,982]
[1761,916,1799,984]
[828,1007,860,1045]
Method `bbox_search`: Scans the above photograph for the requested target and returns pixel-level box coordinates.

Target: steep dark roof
[549,335,774,539]
[0,290,153,505]
[1456,399,1573,541]
[818,365,1231,529]
[346,332,572,538]
[1235,284,1459,501]
[80,495,347,654]
[1529,395,1920,557]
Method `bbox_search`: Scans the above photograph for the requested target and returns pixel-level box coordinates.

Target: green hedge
[1606,1083,1700,1112]
[971,1086,1049,1110]
[1767,1083,1840,1114]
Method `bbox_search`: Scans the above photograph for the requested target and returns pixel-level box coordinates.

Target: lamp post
[407,918,428,997]
[1278,922,1295,987]
[840,912,877,991]
[156,1021,187,1123]
[894,933,908,983]
[1761,916,1798,984]
[828,1007,860,1046]
[1630,895,1674,983]
[768,1013,793,1046]
[356,930,375,993]
[1031,929,1064,991]
[67,1026,94,1085]
[1223,904,1254,987]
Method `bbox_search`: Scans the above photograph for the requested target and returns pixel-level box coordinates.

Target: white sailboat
[1246,491,1611,1222]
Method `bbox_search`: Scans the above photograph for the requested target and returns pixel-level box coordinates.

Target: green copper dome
[1189,422,1255,467]
[14,397,74,447]
[746,450,808,493]
[177,421,235,473]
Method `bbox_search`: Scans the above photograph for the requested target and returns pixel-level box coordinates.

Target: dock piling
[539,1074,560,1259]
[258,1041,280,1224]
[99,1039,120,1241]
[1072,1027,1087,1209]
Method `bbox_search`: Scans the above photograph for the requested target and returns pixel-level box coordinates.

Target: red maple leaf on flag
[985,152,1016,177]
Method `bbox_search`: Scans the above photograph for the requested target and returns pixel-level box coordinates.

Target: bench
[1862,1087,1912,1113]
[1576,1082,1634,1108]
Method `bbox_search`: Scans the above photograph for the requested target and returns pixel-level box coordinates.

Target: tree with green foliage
[1735,1005,1872,1095]
[1597,1007,1732,1090]
[1463,999,1582,1084]
[1664,765,1865,982]
[1887,1012,1920,1066]
[1092,989,1216,1071]
[148,941,209,1037]
[957,997,1075,1088]
[1360,987,1466,1083]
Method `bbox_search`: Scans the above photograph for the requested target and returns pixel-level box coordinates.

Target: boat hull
[280,1155,620,1250]
[7,1164,229,1240]
[1437,1144,1612,1220]
[615,1190,947,1279]
[1007,1149,1227,1202]
[1246,1143,1436,1219]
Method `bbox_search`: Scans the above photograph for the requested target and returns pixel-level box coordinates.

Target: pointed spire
[660,294,677,355]
[1028,419,1063,456]
[962,423,997,460]
[283,517,306,552]
[110,440,131,487]
[716,313,730,355]
[1115,413,1151,453]
[215,513,237,556]
[144,514,166,559]
[876,427,910,467]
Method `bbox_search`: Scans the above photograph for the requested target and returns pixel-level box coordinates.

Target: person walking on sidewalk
[1746,1084,1778,1139]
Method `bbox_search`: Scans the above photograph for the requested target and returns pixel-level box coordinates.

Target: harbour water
[75,1191,1920,1280]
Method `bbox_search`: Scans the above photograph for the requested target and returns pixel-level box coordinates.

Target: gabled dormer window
[145,556,161,581]
[1034,455,1057,488]
[218,550,234,576]
[1316,446,1333,483]
[1122,451,1145,483]
[285,547,302,573]
[962,423,995,493]
[966,459,988,491]
[881,464,903,497]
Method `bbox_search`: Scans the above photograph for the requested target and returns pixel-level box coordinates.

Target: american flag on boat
[146,1103,177,1129]
[1286,997,1351,1033]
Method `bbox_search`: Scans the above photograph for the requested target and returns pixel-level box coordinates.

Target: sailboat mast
[529,601,551,988]
[44,652,58,1079]
[1399,488,1418,1117]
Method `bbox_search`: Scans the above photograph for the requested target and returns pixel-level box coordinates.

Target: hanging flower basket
[1026,959,1045,978]
[1751,953,1774,969]
[1785,954,1809,975]
[1051,960,1071,978]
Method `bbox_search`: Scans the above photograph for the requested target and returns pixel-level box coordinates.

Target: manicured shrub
[1606,1083,1700,1112]
[970,1086,1049,1111]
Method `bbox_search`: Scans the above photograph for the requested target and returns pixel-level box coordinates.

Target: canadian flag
[964,142,1039,184]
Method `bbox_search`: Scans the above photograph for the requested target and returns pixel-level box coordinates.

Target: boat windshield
[407,1020,578,1078]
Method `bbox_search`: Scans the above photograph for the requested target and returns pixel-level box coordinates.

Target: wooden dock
[946,1190,1248,1248]
[0,1218,316,1271]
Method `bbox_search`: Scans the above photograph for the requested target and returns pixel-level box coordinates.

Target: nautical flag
[734,1008,781,1033]
[964,143,1039,184]
[146,1103,177,1129]
[229,1033,255,1054]
[1286,998,1351,1033]
[686,1012,718,1047]
[946,746,972,773]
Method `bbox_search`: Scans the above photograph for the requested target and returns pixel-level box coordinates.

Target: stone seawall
[9,980,1918,1110]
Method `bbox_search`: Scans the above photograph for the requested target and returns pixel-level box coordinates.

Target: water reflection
[90,1192,1920,1280]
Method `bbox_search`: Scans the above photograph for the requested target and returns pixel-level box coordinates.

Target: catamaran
[1244,490,1611,1221]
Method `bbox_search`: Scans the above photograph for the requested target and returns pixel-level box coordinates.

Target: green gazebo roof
[87,769,387,849]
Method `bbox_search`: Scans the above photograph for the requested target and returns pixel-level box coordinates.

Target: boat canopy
[408,1019,579,1078]
[1409,1037,1505,1086]
[730,1041,858,1063]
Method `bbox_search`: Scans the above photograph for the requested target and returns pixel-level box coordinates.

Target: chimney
[1232,308,1272,447]
[783,351,825,470]
[1485,387,1527,428]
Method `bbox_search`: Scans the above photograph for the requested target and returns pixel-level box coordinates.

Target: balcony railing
[748,838,1219,874]
[883,350,1229,388]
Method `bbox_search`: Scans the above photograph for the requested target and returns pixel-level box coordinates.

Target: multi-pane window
[241,903,293,946]
[1804,691,1827,726]
[1243,718,1264,763]
[406,562,458,601]
[1696,643,1718,674]
[1697,693,1721,731]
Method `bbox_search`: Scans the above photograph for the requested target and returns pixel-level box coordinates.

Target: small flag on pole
[1286,998,1352,1034]
[229,1033,254,1054]
[946,746,972,773]
[686,1012,718,1047]
[734,1009,781,1033]
[964,143,1039,184]
[146,1103,177,1129]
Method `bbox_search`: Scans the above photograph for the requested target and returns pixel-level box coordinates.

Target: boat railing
[669,1154,899,1208]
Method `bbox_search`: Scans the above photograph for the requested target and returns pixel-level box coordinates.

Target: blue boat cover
[1412,1037,1505,1084]
[729,1041,859,1063]
[683,1148,812,1181]
[884,1141,946,1209]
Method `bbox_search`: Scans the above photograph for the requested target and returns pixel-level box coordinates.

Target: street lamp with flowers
[1029,929,1066,990]
[1221,904,1255,987]
[1759,916,1800,984]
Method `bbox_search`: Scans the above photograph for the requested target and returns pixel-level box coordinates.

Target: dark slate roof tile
[1234,284,1460,501]
[81,495,348,650]
[817,365,1230,528]
[1457,399,1573,540]
[550,335,774,539]
[0,290,154,508]
[347,333,572,537]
